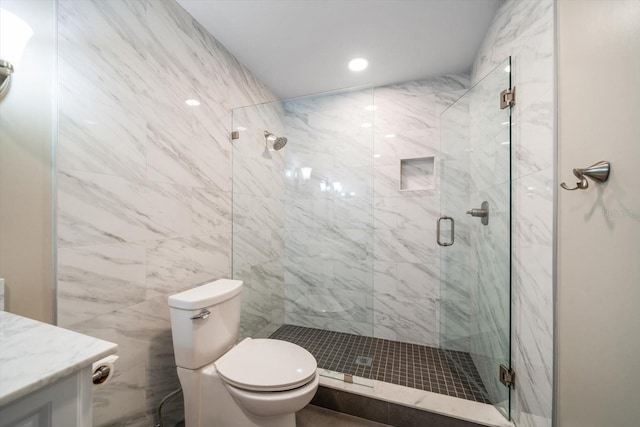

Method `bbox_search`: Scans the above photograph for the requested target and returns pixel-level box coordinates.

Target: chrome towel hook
[561,161,610,191]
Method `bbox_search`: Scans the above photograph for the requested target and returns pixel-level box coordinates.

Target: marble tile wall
[466,61,512,414]
[56,1,276,425]
[279,78,470,346]
[231,101,286,339]
[372,76,469,347]
[439,93,473,354]
[55,0,552,424]
[282,87,375,336]
[471,1,555,426]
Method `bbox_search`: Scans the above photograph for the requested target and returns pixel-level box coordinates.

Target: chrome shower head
[264,130,287,151]
[272,136,287,151]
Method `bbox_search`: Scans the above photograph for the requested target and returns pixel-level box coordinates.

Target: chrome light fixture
[0,8,34,98]
[0,60,14,98]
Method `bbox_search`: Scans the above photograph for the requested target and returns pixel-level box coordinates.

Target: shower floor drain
[355,356,373,367]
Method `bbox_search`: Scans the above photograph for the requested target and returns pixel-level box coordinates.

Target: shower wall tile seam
[511,165,554,187]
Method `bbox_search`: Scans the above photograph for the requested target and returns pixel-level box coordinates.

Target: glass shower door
[439,58,512,419]
[231,85,376,388]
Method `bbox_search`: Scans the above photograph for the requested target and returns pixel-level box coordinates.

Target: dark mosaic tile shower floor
[270,324,490,404]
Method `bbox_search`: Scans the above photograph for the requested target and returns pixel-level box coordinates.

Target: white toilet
[168,279,319,427]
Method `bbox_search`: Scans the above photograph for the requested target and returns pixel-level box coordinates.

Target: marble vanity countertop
[0,311,117,406]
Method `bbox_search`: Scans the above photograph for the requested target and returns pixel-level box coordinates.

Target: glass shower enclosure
[439,58,513,418]
[231,60,514,418]
[231,86,375,386]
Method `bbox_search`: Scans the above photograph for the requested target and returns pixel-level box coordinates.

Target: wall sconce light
[0,8,34,98]
[0,59,13,97]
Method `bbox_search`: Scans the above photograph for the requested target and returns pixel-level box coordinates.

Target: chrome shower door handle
[437,216,454,247]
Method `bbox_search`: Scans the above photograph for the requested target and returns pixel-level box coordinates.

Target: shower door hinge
[231,131,240,140]
[499,364,515,388]
[500,86,516,109]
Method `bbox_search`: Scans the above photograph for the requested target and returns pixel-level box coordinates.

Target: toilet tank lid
[168,279,242,310]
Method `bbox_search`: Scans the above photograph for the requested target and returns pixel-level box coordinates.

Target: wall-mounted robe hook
[560,161,610,191]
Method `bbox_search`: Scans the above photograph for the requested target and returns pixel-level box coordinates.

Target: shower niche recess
[399,156,436,191]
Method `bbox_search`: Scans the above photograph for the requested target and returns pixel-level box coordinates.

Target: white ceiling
[177,0,502,99]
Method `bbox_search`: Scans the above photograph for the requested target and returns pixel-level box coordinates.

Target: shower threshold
[270,325,513,427]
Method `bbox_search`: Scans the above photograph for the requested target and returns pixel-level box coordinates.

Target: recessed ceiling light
[348,57,368,72]
[384,134,396,138]
[185,99,200,106]
[237,126,247,131]
[365,105,377,111]
[361,123,372,128]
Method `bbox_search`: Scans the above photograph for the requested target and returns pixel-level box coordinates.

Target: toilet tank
[168,279,242,370]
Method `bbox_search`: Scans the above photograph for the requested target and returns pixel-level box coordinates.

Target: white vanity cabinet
[0,312,117,427]
[0,367,92,427]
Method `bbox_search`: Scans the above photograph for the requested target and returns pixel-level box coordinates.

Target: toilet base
[177,365,307,427]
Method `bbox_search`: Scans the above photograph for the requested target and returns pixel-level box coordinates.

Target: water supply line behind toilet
[155,387,183,427]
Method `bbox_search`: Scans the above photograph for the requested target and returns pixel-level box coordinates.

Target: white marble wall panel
[374,229,435,264]
[286,285,370,323]
[281,88,375,337]
[146,121,231,190]
[57,170,193,248]
[280,78,471,347]
[512,169,553,426]
[513,94,554,180]
[374,292,439,346]
[57,0,277,425]
[471,0,555,425]
[145,234,231,298]
[58,90,147,180]
[439,92,473,354]
[191,189,232,235]
[469,181,511,409]
[374,77,469,347]
[57,243,146,326]
[373,262,397,294]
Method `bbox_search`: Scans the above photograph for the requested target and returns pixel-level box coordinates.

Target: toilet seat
[215,338,317,392]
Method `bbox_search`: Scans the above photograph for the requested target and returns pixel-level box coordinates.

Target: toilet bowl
[224,375,320,418]
[169,279,318,427]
